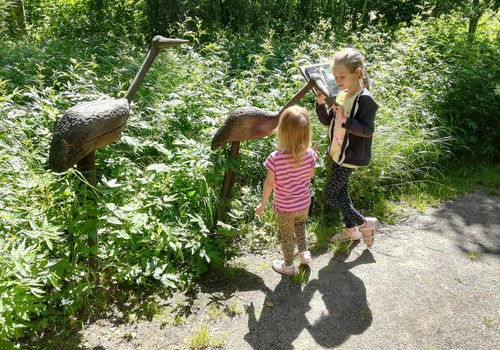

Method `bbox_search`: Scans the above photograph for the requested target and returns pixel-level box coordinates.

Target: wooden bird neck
[124,46,160,103]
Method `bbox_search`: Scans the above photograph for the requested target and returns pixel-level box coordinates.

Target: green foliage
[23,0,147,41]
[11,0,496,41]
[0,1,10,35]
[390,10,499,163]
[0,5,499,345]
[421,11,500,162]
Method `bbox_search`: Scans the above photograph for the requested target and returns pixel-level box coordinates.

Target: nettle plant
[0,86,85,340]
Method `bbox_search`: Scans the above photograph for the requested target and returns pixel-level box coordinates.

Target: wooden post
[76,151,99,274]
[216,141,240,224]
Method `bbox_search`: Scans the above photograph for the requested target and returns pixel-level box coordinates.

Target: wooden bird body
[211,107,279,150]
[210,79,316,150]
[49,98,129,172]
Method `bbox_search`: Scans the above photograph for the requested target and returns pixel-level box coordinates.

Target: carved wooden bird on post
[211,79,322,222]
[49,36,188,173]
[48,36,188,272]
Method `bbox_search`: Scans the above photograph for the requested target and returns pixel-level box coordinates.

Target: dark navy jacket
[315,88,379,167]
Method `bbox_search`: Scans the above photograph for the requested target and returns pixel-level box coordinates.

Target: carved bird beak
[152,36,189,50]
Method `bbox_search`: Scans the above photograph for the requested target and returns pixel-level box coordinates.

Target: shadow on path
[306,248,375,348]
[244,248,375,349]
[244,266,315,350]
[199,266,272,296]
[421,193,500,257]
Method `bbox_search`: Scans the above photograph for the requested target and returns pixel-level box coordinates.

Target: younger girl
[315,48,379,247]
[255,106,318,275]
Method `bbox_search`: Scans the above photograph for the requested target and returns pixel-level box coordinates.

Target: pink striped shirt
[264,148,318,213]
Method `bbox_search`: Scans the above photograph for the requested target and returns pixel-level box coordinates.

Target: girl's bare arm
[255,170,275,216]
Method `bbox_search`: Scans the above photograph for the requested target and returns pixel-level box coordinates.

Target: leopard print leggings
[277,208,309,266]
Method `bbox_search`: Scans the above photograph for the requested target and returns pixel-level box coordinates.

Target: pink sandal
[360,217,378,248]
[299,250,312,264]
[330,226,361,243]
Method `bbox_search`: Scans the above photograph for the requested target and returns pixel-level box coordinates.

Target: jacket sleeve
[344,94,378,138]
[315,102,334,126]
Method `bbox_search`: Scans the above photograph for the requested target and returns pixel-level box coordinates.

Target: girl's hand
[316,91,326,105]
[255,203,266,217]
[334,105,347,124]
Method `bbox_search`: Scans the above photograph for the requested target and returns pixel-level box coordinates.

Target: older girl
[315,48,379,247]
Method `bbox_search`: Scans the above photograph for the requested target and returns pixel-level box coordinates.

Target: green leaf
[160,273,178,288]
[117,230,131,240]
[146,163,169,172]
[106,216,122,225]
[29,287,46,297]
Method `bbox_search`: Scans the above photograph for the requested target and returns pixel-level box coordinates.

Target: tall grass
[0,10,498,344]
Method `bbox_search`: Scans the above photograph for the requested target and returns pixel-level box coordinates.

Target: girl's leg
[324,162,365,228]
[294,208,309,253]
[295,209,312,264]
[277,211,295,266]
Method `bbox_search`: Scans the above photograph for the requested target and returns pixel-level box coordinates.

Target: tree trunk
[338,0,346,30]
[10,0,27,37]
[468,0,480,44]
[288,0,295,29]
[215,0,221,29]
[360,0,368,28]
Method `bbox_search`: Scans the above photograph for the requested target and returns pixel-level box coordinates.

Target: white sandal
[271,260,296,275]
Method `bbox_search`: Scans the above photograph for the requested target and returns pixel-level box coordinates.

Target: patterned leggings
[324,162,365,229]
[277,208,309,266]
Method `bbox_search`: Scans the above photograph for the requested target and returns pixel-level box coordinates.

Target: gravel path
[49,192,500,350]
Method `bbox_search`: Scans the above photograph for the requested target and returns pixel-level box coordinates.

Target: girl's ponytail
[361,67,370,90]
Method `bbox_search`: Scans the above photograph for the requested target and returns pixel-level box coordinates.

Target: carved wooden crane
[48,36,188,271]
[49,36,188,174]
[211,75,333,221]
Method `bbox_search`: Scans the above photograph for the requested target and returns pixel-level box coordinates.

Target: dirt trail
[54,192,500,350]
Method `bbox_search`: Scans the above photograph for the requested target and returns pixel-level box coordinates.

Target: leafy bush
[0,8,498,344]
[422,11,499,163]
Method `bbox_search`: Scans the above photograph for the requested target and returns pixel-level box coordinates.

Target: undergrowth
[0,8,498,346]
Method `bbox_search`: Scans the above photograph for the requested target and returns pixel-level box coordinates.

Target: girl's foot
[330,226,361,243]
[360,217,378,248]
[271,260,296,275]
[299,250,312,264]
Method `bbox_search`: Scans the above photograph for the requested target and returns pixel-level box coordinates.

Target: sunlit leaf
[146,163,169,172]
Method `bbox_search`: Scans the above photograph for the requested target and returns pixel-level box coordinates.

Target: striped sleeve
[264,151,277,173]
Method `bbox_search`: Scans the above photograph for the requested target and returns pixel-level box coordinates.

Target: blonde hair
[277,106,311,166]
[331,48,370,90]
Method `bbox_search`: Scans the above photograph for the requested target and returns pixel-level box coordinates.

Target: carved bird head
[152,36,189,50]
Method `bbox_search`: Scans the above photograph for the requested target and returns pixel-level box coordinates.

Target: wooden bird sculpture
[210,106,280,150]
[49,36,188,173]
[212,78,324,222]
[48,36,187,273]
[211,74,333,151]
